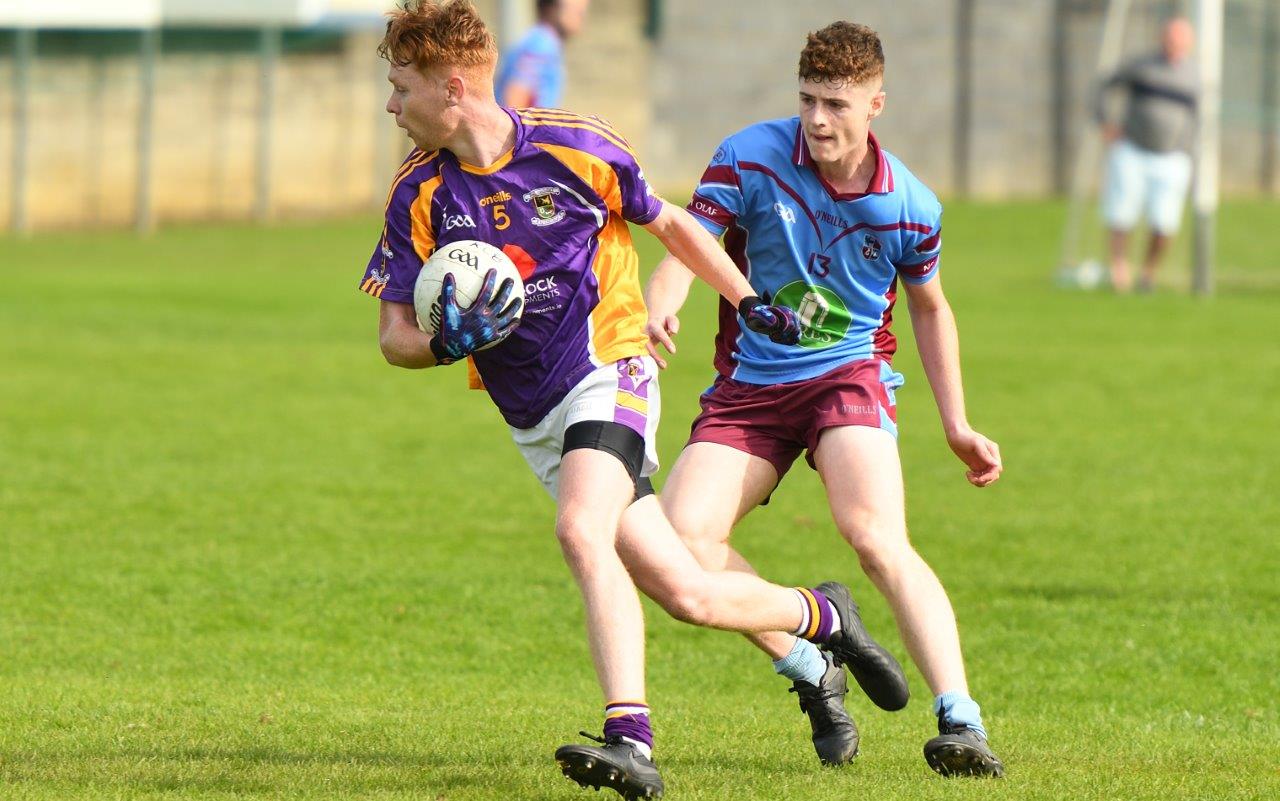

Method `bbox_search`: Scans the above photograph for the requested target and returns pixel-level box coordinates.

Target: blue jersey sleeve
[894,203,942,286]
[496,27,562,107]
[685,138,744,237]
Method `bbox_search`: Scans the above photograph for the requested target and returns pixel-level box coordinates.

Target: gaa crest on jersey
[861,234,882,261]
[524,186,565,227]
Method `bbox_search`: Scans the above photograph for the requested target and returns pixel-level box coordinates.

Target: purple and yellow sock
[791,587,841,643]
[604,701,653,759]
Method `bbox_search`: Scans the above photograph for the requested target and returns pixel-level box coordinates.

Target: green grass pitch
[1,200,1278,800]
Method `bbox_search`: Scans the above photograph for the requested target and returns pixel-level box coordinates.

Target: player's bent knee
[682,536,731,570]
[853,546,899,582]
[840,524,911,578]
[663,502,732,549]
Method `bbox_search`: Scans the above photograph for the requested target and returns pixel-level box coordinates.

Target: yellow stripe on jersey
[519,107,634,149]
[383,149,436,211]
[587,214,648,366]
[530,142,622,216]
[528,142,647,365]
[410,175,444,262]
[517,113,637,159]
[466,356,486,391]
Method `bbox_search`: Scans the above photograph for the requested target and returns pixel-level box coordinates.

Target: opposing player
[360,4,907,798]
[645,22,1006,777]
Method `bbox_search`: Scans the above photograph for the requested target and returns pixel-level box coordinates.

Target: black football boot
[814,581,911,711]
[923,714,1005,778]
[555,731,664,800]
[789,650,860,765]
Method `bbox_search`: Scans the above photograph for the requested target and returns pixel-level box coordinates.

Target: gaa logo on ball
[414,240,526,350]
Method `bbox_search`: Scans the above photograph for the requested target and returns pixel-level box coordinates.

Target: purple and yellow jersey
[358,107,663,429]
[687,119,942,385]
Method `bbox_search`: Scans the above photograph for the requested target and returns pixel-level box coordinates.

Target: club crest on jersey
[524,186,565,227]
[861,234,882,261]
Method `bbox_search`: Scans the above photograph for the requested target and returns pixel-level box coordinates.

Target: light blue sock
[772,638,827,686]
[933,690,986,738]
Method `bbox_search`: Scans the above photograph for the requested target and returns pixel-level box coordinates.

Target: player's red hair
[378,0,497,72]
[798,22,885,87]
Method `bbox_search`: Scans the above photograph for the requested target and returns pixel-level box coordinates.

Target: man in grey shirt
[1096,17,1198,292]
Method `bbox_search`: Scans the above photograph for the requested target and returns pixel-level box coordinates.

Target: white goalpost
[1056,0,1134,287]
[1192,0,1224,296]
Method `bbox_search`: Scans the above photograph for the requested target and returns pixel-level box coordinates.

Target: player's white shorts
[1102,139,1192,235]
[509,355,661,500]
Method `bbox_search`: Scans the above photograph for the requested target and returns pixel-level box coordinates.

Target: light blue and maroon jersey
[687,118,942,385]
[359,107,663,429]
[494,23,565,108]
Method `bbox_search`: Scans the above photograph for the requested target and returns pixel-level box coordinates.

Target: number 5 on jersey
[492,203,511,231]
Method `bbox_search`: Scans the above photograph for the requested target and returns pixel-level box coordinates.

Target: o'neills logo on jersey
[480,189,512,207]
[523,186,565,226]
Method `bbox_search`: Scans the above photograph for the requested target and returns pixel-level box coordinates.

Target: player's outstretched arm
[902,277,1003,487]
[643,201,752,306]
[642,254,696,369]
[643,201,800,346]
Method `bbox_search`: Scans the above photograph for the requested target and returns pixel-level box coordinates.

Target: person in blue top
[494,0,589,108]
[644,21,1006,777]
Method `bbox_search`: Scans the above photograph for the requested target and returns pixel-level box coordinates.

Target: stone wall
[650,0,962,195]
[0,0,1274,231]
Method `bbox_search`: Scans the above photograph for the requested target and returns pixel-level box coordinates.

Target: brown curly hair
[378,0,497,71]
[798,21,884,86]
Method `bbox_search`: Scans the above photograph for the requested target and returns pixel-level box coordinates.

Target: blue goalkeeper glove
[738,293,801,345]
[429,269,522,365]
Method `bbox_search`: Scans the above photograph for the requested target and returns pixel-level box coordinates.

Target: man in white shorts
[1096,16,1199,293]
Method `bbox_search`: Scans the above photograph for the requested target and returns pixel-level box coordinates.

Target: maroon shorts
[687,358,904,480]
